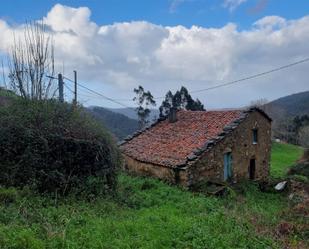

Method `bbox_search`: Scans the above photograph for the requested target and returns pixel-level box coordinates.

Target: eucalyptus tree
[133,85,156,129]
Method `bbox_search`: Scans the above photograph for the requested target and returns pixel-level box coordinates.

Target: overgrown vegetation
[0,99,120,195]
[0,176,282,249]
[0,142,307,248]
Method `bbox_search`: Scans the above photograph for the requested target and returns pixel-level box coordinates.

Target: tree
[249,98,270,113]
[250,98,268,108]
[159,86,205,117]
[133,85,156,129]
[298,125,309,148]
[159,90,174,117]
[7,21,55,100]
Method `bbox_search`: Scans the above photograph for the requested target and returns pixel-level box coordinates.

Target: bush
[0,188,18,204]
[287,174,309,184]
[0,99,121,195]
[288,162,309,178]
[303,148,309,161]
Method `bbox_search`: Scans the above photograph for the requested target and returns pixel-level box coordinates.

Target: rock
[193,148,203,156]
[215,136,224,140]
[124,135,133,141]
[133,131,141,136]
[117,140,126,146]
[274,181,288,191]
[187,154,198,161]
[177,162,187,168]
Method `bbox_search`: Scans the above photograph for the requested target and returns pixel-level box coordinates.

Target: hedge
[0,99,120,195]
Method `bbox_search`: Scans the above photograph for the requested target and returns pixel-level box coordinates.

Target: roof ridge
[118,108,251,147]
[182,110,249,167]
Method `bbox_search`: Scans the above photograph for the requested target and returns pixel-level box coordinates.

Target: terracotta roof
[120,110,247,168]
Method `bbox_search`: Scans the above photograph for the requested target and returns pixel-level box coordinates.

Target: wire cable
[63,82,74,94]
[64,80,119,100]
[112,57,309,101]
[63,76,131,108]
[51,57,309,105]
[190,57,309,95]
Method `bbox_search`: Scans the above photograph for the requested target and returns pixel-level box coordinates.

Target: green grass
[0,142,306,249]
[271,142,304,178]
[0,177,282,249]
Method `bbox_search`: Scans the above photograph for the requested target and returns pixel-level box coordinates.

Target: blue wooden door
[224,153,232,181]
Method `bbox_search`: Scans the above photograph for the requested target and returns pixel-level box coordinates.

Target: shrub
[303,148,309,161]
[0,228,44,249]
[0,99,121,195]
[0,188,18,204]
[287,174,309,184]
[288,162,309,178]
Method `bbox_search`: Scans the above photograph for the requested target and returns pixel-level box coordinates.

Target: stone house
[119,108,272,187]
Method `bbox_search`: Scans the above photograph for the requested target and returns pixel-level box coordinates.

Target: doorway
[249,159,256,180]
[224,152,232,181]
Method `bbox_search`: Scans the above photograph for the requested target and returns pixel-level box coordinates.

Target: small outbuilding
[119,108,272,187]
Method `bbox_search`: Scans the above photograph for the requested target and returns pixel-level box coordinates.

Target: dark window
[253,129,258,144]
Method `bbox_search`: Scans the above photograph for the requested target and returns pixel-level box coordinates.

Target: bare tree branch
[7,20,56,100]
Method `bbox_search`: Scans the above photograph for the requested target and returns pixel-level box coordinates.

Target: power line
[63,76,131,108]
[190,57,309,95]
[112,57,309,101]
[63,82,74,94]
[64,81,102,98]
[48,74,113,100]
[48,73,130,107]
[50,57,309,105]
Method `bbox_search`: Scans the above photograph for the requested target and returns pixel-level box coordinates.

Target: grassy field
[0,142,306,249]
[271,142,304,178]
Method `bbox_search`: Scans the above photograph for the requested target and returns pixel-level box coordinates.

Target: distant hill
[88,106,138,141]
[108,107,159,121]
[265,91,309,121]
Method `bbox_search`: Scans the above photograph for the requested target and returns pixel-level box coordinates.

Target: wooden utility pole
[58,73,64,103]
[73,70,77,105]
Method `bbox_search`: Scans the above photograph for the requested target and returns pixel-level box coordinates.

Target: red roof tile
[120,110,243,167]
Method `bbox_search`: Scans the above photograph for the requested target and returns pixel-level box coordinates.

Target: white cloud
[222,0,247,12]
[254,16,286,29]
[169,0,186,13]
[0,4,309,109]
[43,4,97,36]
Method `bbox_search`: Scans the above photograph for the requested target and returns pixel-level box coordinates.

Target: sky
[0,0,309,109]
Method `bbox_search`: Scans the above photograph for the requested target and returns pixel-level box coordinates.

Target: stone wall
[122,110,271,187]
[122,155,189,185]
[188,111,271,186]
[122,154,174,182]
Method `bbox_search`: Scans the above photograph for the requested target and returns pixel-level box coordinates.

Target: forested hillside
[264,91,309,145]
[88,106,139,140]
[108,107,159,120]
[265,91,309,120]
